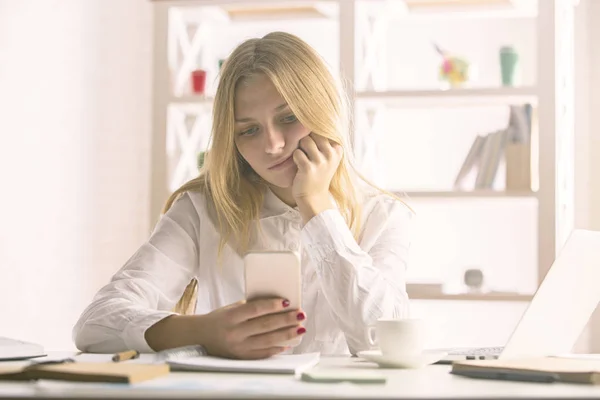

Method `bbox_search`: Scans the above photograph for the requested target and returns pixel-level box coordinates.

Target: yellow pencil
[112,350,140,362]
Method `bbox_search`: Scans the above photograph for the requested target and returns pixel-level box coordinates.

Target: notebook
[451,357,600,384]
[0,361,169,384]
[167,352,320,374]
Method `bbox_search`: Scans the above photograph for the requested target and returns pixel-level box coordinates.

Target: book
[167,352,320,374]
[508,104,532,143]
[451,357,600,384]
[0,360,169,384]
[453,103,533,191]
[475,129,509,189]
[453,135,486,190]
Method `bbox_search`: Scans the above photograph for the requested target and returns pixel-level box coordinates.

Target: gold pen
[112,350,140,362]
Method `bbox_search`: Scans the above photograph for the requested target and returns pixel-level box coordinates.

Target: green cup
[499,46,519,86]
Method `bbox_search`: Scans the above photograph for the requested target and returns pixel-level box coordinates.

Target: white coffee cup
[366,318,426,358]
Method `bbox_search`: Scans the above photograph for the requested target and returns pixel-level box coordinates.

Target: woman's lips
[269,155,294,170]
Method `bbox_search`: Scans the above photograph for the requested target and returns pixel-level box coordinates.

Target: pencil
[112,350,140,362]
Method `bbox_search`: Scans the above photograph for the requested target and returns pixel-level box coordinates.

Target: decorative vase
[499,46,519,86]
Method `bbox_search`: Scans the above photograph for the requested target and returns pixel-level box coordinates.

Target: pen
[112,350,140,362]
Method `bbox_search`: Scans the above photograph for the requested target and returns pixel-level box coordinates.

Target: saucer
[357,349,448,369]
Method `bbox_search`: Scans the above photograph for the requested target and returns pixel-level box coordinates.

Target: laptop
[0,337,45,361]
[438,229,600,363]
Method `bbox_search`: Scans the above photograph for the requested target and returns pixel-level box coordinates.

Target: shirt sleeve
[300,195,413,354]
[72,193,200,353]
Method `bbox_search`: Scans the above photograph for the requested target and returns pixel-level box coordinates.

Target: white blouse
[72,188,414,356]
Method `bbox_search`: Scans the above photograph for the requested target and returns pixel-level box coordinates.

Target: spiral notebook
[167,352,321,374]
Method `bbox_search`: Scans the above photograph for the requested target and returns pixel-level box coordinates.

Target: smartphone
[244,250,302,347]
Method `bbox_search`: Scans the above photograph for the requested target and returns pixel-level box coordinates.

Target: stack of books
[453,104,533,191]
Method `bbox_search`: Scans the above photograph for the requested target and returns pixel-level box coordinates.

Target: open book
[167,352,320,374]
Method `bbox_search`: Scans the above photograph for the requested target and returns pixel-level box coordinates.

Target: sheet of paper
[167,352,320,374]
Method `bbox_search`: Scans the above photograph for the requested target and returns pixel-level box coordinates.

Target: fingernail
[297,312,305,321]
[282,300,290,307]
[297,327,306,335]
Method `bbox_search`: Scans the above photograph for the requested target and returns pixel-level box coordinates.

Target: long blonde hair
[165,31,406,255]
[167,31,408,314]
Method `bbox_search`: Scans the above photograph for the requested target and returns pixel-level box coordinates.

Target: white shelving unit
[149,0,576,304]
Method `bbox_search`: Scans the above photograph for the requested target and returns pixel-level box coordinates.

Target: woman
[73,31,413,360]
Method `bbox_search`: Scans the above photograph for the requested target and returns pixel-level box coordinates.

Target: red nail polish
[297,327,306,335]
[297,312,305,321]
[282,300,290,307]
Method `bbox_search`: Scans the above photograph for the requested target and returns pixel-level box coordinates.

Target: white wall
[588,2,600,234]
[575,0,600,353]
[589,0,600,353]
[0,0,152,350]
[574,0,591,233]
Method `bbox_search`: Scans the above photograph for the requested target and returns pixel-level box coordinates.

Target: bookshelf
[149,0,575,303]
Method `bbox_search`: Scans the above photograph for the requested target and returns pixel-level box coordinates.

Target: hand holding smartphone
[244,251,304,347]
[190,250,305,360]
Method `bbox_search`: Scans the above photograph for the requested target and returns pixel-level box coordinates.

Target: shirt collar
[260,187,300,220]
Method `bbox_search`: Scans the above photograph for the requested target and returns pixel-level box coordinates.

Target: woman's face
[233,74,311,189]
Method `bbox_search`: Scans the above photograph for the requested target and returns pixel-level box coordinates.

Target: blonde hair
[163,32,406,253]
[166,32,407,313]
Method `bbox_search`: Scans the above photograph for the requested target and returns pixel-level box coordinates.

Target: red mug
[190,69,207,94]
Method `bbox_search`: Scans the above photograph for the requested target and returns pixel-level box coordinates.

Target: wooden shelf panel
[170,95,215,104]
[355,87,538,107]
[408,292,534,302]
[393,190,537,199]
[169,87,538,111]
[407,283,534,301]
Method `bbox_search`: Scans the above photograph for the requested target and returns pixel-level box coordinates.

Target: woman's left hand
[292,133,343,223]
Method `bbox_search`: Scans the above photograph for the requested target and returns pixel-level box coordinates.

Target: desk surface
[1,353,599,399]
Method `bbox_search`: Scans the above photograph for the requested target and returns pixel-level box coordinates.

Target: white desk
[1,353,600,399]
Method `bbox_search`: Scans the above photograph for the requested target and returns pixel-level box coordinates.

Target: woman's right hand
[199,298,306,360]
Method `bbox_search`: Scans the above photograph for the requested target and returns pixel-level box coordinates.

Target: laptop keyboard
[450,346,504,356]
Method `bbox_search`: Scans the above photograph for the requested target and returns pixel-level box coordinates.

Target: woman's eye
[281,114,298,123]
[240,126,258,136]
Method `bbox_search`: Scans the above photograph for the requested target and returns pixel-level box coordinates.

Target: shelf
[169,88,537,109]
[154,0,537,20]
[393,190,537,199]
[409,292,534,302]
[406,283,535,302]
[168,95,215,114]
[170,95,215,104]
[355,87,538,107]
[397,2,538,20]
